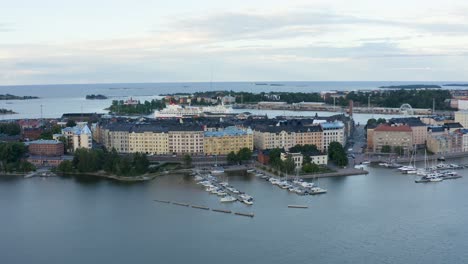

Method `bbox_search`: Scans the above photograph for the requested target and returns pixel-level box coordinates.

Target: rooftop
[204,126,252,137]
[25,139,62,145]
[374,124,412,132]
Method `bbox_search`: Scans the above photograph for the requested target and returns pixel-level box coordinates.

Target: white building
[61,125,92,152]
[280,152,303,169]
[310,154,328,165]
[455,111,468,128]
[320,121,345,151]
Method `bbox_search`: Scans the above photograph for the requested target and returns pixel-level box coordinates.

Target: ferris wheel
[400,104,414,115]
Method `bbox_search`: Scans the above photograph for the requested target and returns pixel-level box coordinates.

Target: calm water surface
[1,160,468,264]
[0,81,467,119]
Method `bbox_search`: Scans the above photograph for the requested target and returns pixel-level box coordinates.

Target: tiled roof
[374,124,412,132]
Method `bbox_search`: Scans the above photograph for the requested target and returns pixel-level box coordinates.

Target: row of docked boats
[414,170,462,183]
[194,174,254,205]
[250,170,327,195]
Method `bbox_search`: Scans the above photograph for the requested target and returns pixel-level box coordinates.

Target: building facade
[129,130,169,154]
[321,121,345,151]
[204,126,253,155]
[61,125,92,152]
[372,124,413,153]
[27,140,64,156]
[168,129,204,154]
[280,152,303,169]
[455,111,468,128]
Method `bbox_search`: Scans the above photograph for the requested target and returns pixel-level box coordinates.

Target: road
[347,124,367,165]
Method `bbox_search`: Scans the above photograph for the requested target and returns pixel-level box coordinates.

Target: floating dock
[212,209,232,214]
[288,205,308,209]
[234,212,254,217]
[154,199,254,218]
[191,205,210,210]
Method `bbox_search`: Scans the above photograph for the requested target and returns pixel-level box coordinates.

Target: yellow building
[204,127,253,155]
[168,129,204,154]
[293,126,323,151]
[128,127,169,154]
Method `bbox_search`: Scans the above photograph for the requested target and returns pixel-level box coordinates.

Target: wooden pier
[153,199,254,218]
[288,205,308,209]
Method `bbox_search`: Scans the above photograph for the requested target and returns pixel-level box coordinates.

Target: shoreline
[252,165,368,179]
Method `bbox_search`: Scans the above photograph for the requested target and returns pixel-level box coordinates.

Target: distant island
[0,94,39,100]
[379,85,442,89]
[444,84,468,87]
[86,94,108,100]
[0,108,16,114]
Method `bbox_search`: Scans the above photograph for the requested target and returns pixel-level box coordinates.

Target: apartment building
[320,121,345,151]
[128,125,169,154]
[168,126,204,154]
[204,126,253,155]
[60,124,92,152]
[372,124,413,153]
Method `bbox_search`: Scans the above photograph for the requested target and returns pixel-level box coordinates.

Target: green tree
[268,148,283,169]
[0,123,21,135]
[133,152,150,174]
[183,154,192,168]
[393,146,404,156]
[377,118,386,124]
[281,155,296,175]
[381,145,392,153]
[227,151,238,165]
[302,163,320,173]
[57,160,74,173]
[66,120,77,127]
[19,161,36,172]
[237,147,252,164]
[328,141,348,167]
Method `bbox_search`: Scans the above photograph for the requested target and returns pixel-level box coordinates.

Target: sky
[1,0,468,85]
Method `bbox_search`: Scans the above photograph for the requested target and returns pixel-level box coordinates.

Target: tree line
[328,89,453,110]
[57,148,150,176]
[226,148,253,165]
[108,99,166,115]
[0,142,35,173]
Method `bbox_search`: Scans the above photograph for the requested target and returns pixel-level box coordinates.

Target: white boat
[154,104,232,118]
[254,173,264,177]
[216,192,228,197]
[242,200,253,205]
[300,182,314,188]
[194,175,204,181]
[220,196,237,203]
[211,168,225,174]
[429,177,443,182]
[246,169,255,173]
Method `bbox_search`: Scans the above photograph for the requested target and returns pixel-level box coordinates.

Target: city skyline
[2,0,468,85]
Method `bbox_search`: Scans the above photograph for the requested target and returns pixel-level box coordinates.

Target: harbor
[192,172,255,205]
[4,158,468,264]
[153,199,254,217]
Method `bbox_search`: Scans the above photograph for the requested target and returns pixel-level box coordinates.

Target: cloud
[0,23,12,32]
[3,7,468,84]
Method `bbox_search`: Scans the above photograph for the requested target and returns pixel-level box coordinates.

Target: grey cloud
[167,10,468,42]
[0,23,13,32]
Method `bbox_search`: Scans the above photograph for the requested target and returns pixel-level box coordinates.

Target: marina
[193,172,255,205]
[249,169,328,196]
[4,161,468,264]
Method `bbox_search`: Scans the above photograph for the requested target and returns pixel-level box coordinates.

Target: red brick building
[27,140,64,156]
[257,150,270,165]
[22,128,44,140]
